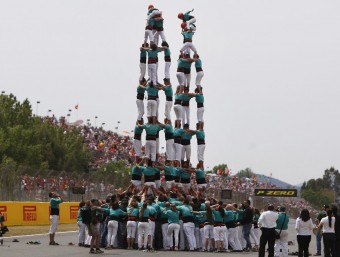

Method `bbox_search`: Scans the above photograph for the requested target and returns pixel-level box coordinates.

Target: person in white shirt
[295,208,314,257]
[258,204,278,257]
[318,209,336,257]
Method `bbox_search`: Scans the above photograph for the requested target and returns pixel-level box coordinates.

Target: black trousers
[259,227,276,257]
[259,228,275,257]
[323,233,335,257]
[297,235,311,257]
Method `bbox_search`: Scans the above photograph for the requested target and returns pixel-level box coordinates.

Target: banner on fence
[0,202,79,226]
[254,189,298,197]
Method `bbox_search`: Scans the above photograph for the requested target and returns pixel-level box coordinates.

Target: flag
[75,104,79,110]
[253,175,257,182]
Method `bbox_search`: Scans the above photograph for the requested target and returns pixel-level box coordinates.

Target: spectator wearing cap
[274,206,289,257]
[314,204,330,256]
[258,204,278,257]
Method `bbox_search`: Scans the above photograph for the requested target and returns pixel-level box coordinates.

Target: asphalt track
[0,219,318,256]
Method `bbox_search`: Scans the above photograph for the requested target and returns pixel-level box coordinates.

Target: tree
[236,168,254,179]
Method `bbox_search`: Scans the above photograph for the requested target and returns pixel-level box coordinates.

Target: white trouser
[107,220,119,246]
[195,227,202,249]
[131,180,142,190]
[197,107,204,122]
[185,73,191,87]
[238,225,246,248]
[161,223,169,249]
[77,221,86,244]
[180,42,197,54]
[200,227,205,249]
[176,72,185,86]
[136,99,144,120]
[138,221,149,248]
[195,71,204,86]
[223,227,229,250]
[147,99,157,117]
[197,144,205,161]
[127,220,137,238]
[133,139,142,157]
[156,137,160,154]
[181,144,191,161]
[204,224,214,239]
[144,29,154,43]
[174,104,183,120]
[167,223,180,248]
[166,139,174,161]
[140,63,146,81]
[164,100,173,120]
[164,61,171,79]
[144,182,156,195]
[148,220,155,248]
[49,215,59,234]
[186,18,196,30]
[182,106,190,126]
[250,226,259,246]
[155,180,161,189]
[214,225,226,242]
[182,182,191,193]
[179,220,185,250]
[145,140,156,161]
[154,31,166,45]
[173,143,183,161]
[156,97,159,118]
[183,222,196,250]
[274,229,288,257]
[148,63,157,84]
[228,227,242,250]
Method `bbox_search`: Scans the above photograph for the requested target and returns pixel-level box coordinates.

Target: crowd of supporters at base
[73,188,339,256]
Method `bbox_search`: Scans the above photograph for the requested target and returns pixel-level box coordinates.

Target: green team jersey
[164,48,171,57]
[180,169,191,180]
[195,169,205,180]
[132,165,143,176]
[164,86,173,97]
[140,49,147,58]
[164,209,180,224]
[276,212,289,230]
[146,86,159,97]
[177,59,186,69]
[134,125,143,135]
[143,166,158,176]
[224,210,235,223]
[181,131,193,141]
[195,93,204,104]
[182,93,193,101]
[137,86,146,95]
[195,58,202,69]
[212,209,224,223]
[177,204,193,217]
[146,49,161,59]
[182,31,194,40]
[195,130,205,140]
[175,93,184,101]
[164,124,174,134]
[181,59,193,69]
[174,128,185,137]
[164,165,175,177]
[140,124,161,135]
[127,206,139,217]
[183,10,193,22]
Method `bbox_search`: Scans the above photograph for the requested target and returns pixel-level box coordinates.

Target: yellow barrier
[0,202,80,226]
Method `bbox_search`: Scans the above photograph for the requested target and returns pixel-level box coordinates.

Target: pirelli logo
[254,189,297,197]
[70,206,79,220]
[0,206,8,221]
[23,206,37,221]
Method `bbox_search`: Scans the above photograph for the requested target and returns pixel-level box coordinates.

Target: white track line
[2,230,78,239]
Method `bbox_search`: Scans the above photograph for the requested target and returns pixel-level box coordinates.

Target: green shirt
[132,165,143,176]
[276,212,289,230]
[134,125,143,135]
[177,204,193,217]
[195,169,205,180]
[195,130,205,140]
[195,93,204,104]
[212,209,224,223]
[174,128,185,137]
[181,131,193,141]
[164,48,171,57]
[127,206,139,217]
[182,93,193,101]
[137,86,145,95]
[182,31,194,40]
[195,58,202,69]
[50,197,63,209]
[164,86,173,97]
[224,210,235,223]
[141,124,161,135]
[164,209,180,224]
[146,86,159,97]
[146,49,161,59]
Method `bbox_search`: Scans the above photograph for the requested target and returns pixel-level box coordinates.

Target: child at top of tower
[178,9,196,31]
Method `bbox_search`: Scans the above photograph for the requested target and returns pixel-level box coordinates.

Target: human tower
[131,5,206,195]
